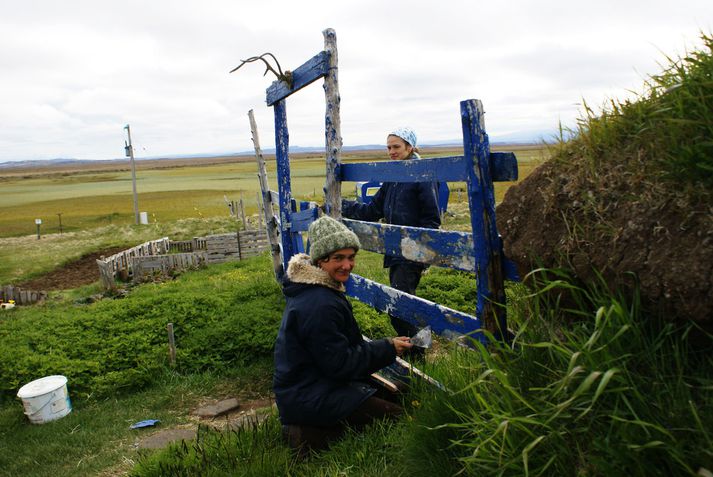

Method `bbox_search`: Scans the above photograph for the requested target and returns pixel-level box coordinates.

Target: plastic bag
[410,326,432,349]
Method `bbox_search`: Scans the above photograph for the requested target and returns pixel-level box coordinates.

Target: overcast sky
[1,0,711,162]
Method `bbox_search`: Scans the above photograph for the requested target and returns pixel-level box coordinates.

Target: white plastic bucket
[16,375,72,424]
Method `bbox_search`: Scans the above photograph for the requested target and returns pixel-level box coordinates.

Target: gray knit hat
[308,216,360,263]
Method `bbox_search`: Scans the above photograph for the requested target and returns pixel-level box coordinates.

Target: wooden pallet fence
[205,233,240,264]
[96,237,170,289]
[96,233,267,289]
[168,240,194,253]
[169,237,208,252]
[237,230,269,259]
[193,237,207,250]
[96,259,115,290]
[131,252,207,282]
[0,285,48,306]
[205,231,269,264]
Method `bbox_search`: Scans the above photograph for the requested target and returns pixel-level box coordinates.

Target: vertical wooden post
[239,197,247,230]
[461,99,507,337]
[256,191,264,230]
[272,99,301,270]
[249,109,284,279]
[323,28,342,219]
[167,323,176,367]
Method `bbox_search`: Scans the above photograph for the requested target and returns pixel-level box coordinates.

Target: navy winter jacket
[342,178,441,267]
[273,254,396,426]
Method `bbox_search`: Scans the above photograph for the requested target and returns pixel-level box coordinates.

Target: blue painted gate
[257,29,519,345]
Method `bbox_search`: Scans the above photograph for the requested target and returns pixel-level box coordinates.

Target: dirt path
[17,247,126,291]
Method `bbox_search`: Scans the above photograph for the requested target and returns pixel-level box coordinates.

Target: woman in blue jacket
[274,215,412,455]
[342,127,441,348]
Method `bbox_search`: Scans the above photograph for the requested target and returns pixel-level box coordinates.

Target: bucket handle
[23,391,57,416]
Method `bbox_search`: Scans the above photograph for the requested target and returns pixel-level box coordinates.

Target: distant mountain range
[0,139,543,170]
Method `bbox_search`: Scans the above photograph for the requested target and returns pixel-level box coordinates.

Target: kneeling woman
[273,215,412,455]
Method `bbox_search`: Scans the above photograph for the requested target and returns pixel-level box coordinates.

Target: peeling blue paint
[340,152,517,183]
[266,51,330,106]
[265,32,516,344]
[347,274,486,345]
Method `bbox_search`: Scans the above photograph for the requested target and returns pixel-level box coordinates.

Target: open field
[0,144,549,238]
[0,143,548,284]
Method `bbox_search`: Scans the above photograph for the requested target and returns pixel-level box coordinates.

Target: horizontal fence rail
[338,153,518,184]
[344,219,476,271]
[266,50,330,106]
[344,219,519,280]
[346,274,486,345]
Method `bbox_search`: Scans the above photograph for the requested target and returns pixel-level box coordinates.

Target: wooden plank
[341,156,466,183]
[241,248,268,254]
[339,152,517,184]
[323,28,342,219]
[461,99,507,336]
[241,241,268,248]
[290,207,319,232]
[370,372,399,393]
[239,230,267,238]
[239,198,247,231]
[269,191,280,205]
[241,243,268,250]
[266,50,330,106]
[344,219,476,271]
[346,274,486,344]
[241,240,267,247]
[96,259,115,290]
[273,100,303,268]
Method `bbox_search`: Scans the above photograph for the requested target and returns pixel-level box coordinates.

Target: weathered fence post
[323,28,342,219]
[239,196,247,230]
[167,322,176,367]
[461,99,507,336]
[249,109,284,280]
[257,191,264,230]
[273,99,302,271]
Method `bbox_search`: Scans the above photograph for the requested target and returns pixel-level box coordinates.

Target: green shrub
[0,255,283,401]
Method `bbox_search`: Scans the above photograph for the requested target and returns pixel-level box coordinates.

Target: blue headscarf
[389,127,417,148]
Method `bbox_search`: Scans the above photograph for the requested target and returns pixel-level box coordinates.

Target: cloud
[0,0,711,161]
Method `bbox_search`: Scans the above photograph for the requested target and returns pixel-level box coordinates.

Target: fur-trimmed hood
[286,253,345,292]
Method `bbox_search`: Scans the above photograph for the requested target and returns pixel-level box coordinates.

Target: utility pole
[57,212,63,234]
[124,124,140,225]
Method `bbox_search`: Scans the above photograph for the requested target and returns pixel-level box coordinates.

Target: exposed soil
[497,159,713,327]
[17,247,126,291]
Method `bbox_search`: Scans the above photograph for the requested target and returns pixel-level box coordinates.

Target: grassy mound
[498,33,713,325]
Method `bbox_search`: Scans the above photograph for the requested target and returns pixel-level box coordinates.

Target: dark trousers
[388,263,426,361]
[283,396,403,456]
[388,262,424,337]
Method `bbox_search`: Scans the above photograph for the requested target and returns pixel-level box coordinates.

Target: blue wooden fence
[259,28,518,345]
